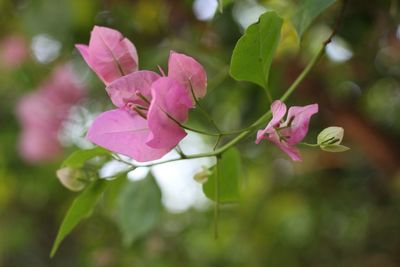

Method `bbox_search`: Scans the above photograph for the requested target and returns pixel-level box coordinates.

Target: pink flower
[16,65,85,163]
[86,51,207,162]
[256,100,318,161]
[75,26,138,85]
[0,35,29,69]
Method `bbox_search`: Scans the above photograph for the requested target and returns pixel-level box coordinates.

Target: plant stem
[110,0,349,168]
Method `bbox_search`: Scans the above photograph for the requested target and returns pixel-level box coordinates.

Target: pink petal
[106,70,160,108]
[75,44,92,68]
[255,100,287,144]
[146,77,193,149]
[85,26,138,84]
[273,138,302,161]
[282,103,318,145]
[264,132,302,162]
[18,129,62,163]
[86,109,169,162]
[168,51,207,102]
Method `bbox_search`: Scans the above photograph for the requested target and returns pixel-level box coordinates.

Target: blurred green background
[1,0,400,266]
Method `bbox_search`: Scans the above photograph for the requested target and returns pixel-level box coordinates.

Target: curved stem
[110,0,347,169]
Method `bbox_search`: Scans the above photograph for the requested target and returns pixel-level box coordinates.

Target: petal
[18,129,62,163]
[106,70,160,108]
[87,26,138,84]
[255,100,287,144]
[146,77,193,149]
[273,139,302,161]
[282,103,318,145]
[86,109,169,162]
[266,132,302,161]
[168,51,207,101]
[75,44,92,68]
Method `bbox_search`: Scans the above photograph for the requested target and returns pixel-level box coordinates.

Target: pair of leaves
[203,148,242,203]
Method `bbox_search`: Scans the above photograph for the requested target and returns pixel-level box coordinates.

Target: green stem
[299,142,320,147]
[214,158,220,239]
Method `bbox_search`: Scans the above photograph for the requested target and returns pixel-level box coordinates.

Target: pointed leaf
[230,11,283,88]
[203,148,241,203]
[321,144,350,152]
[117,174,162,246]
[292,0,337,38]
[50,181,108,257]
[62,147,111,169]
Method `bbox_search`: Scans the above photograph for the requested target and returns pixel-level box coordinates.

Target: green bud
[56,167,87,191]
[317,126,349,152]
[193,167,212,184]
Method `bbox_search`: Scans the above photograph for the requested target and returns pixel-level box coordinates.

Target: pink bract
[76,26,138,85]
[16,65,85,163]
[168,51,207,102]
[256,100,318,162]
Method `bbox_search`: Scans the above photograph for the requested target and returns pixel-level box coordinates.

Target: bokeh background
[1,0,400,266]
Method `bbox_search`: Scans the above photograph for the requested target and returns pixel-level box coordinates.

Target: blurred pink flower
[0,35,29,69]
[86,51,207,162]
[76,26,138,85]
[256,100,318,161]
[16,65,85,163]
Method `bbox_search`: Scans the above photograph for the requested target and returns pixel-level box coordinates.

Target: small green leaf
[117,175,162,246]
[321,144,350,152]
[62,147,111,168]
[292,0,337,38]
[50,181,108,257]
[203,148,241,203]
[230,11,283,89]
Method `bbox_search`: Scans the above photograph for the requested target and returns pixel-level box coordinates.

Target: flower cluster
[16,65,85,163]
[77,26,207,162]
[256,100,318,161]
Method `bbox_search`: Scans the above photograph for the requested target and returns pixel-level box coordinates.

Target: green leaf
[50,181,108,257]
[230,11,283,89]
[292,0,337,38]
[321,144,350,152]
[117,175,162,246]
[203,148,242,203]
[62,147,111,168]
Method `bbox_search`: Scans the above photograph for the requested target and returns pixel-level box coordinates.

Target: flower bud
[56,167,87,191]
[317,126,349,152]
[193,167,212,184]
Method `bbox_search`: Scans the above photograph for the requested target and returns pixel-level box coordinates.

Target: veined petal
[282,103,318,145]
[75,44,92,68]
[86,109,169,162]
[255,100,287,144]
[168,51,207,102]
[146,77,193,149]
[86,26,138,84]
[273,138,302,161]
[106,70,160,108]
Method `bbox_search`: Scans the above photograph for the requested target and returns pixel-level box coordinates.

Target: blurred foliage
[0,0,400,266]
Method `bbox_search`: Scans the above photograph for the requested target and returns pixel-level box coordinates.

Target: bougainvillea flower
[75,26,138,85]
[16,65,85,163]
[83,46,207,162]
[256,100,318,161]
[87,75,193,162]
